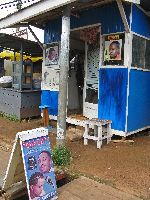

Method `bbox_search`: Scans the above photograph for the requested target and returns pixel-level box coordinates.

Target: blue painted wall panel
[44,18,62,43]
[44,2,131,43]
[98,68,128,131]
[41,90,58,116]
[127,70,150,132]
[132,5,150,38]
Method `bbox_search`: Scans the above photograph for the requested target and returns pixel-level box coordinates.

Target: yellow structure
[0,50,42,62]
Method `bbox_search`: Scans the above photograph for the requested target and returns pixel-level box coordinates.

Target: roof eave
[0,0,77,29]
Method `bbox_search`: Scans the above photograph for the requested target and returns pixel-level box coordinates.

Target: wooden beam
[28,25,44,50]
[116,0,130,33]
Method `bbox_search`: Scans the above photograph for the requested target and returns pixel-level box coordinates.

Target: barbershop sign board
[124,0,140,4]
[2,128,57,200]
[12,28,28,39]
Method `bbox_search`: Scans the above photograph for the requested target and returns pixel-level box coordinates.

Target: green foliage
[0,112,19,122]
[52,146,72,167]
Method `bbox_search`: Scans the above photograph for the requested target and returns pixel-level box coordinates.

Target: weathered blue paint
[127,69,150,132]
[44,2,131,43]
[44,18,61,43]
[132,5,150,38]
[98,68,128,131]
[71,2,130,34]
[41,90,58,116]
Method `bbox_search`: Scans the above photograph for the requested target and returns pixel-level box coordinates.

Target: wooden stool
[39,105,50,127]
[83,118,112,149]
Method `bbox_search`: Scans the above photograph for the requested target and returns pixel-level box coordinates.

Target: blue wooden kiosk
[40,2,150,137]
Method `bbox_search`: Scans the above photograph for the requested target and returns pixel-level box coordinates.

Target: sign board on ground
[2,128,57,200]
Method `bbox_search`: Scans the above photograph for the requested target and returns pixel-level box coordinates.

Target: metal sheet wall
[44,18,62,44]
[127,69,150,132]
[41,90,59,116]
[0,89,41,119]
[44,2,131,43]
[98,68,128,132]
[132,5,150,38]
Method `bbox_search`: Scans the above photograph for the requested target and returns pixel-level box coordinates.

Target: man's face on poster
[38,152,51,173]
[48,48,58,61]
[109,42,120,59]
[31,177,45,197]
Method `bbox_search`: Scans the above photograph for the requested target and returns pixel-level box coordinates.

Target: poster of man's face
[104,39,122,61]
[45,44,59,66]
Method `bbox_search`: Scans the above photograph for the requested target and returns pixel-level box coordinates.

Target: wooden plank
[58,177,142,200]
[97,125,102,149]
[116,0,130,33]
[2,182,26,200]
[84,124,89,145]
[2,136,22,191]
[14,172,26,183]
[112,140,134,143]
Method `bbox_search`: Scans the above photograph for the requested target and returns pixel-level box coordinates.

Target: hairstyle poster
[41,66,59,91]
[45,43,59,66]
[20,128,57,200]
[103,34,124,66]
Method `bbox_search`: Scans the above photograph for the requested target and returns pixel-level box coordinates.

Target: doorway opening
[67,30,85,116]
[68,24,101,120]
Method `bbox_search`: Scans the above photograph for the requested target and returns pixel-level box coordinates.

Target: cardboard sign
[2,128,57,200]
[12,28,28,40]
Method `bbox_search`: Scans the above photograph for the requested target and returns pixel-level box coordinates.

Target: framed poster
[103,34,125,66]
[45,43,59,66]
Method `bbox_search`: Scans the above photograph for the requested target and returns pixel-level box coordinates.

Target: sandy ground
[0,117,149,200]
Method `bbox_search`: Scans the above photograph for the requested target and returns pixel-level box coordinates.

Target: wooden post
[20,43,23,90]
[116,0,130,33]
[43,108,49,127]
[28,25,44,50]
[57,6,70,147]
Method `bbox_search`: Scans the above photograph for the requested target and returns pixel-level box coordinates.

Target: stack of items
[0,76,12,88]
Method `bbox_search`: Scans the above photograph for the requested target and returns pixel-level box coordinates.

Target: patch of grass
[0,112,19,122]
[52,146,72,167]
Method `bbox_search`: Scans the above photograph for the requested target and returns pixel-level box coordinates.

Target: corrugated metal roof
[14,0,150,28]
[0,33,42,56]
[0,0,149,30]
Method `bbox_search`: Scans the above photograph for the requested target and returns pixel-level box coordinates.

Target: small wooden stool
[39,105,50,127]
[83,118,112,149]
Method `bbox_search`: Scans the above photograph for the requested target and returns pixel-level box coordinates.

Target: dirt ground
[0,117,150,200]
